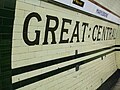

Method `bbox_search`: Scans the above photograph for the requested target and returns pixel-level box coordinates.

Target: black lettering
[81,22,89,42]
[43,15,59,45]
[106,27,110,40]
[92,25,98,41]
[112,29,116,39]
[101,26,106,40]
[109,28,112,40]
[97,25,102,41]
[23,12,41,46]
[70,21,80,43]
[59,18,72,43]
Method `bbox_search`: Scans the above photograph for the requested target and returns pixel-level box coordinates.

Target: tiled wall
[0,0,119,90]
[0,0,16,89]
[115,25,120,68]
[11,0,119,90]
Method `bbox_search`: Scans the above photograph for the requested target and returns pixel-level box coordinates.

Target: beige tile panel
[12,0,118,90]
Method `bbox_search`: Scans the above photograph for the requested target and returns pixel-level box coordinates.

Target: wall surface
[11,0,119,90]
[0,0,120,90]
[115,25,120,69]
[94,0,120,74]
[0,0,16,89]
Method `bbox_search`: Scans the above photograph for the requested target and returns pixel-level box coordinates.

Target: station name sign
[96,9,108,18]
[23,12,116,46]
[73,0,84,7]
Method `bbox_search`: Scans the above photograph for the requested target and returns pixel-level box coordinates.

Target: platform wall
[10,0,119,90]
[115,25,120,69]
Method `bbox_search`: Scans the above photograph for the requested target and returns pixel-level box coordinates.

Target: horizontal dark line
[115,45,120,47]
[12,45,115,76]
[115,49,120,51]
[12,50,114,89]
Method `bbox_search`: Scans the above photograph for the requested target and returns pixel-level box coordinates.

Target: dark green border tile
[0,0,16,89]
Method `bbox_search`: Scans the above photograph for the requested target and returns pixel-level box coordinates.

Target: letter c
[92,25,98,41]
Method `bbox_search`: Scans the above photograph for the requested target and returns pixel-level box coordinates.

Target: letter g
[23,12,41,46]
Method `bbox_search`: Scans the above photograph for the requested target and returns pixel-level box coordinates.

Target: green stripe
[0,0,16,90]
